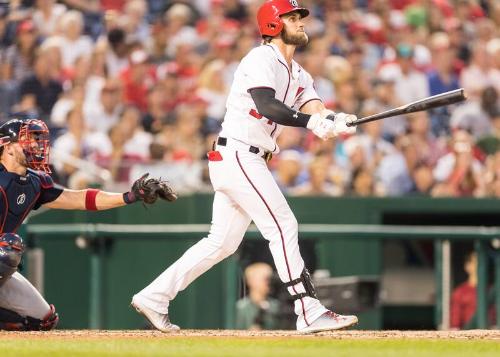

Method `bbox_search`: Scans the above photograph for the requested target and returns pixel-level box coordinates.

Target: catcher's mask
[0,118,51,173]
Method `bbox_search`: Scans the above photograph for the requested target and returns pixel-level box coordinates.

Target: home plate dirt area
[0,329,498,340]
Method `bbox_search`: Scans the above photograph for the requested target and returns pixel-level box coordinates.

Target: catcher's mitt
[131,173,178,204]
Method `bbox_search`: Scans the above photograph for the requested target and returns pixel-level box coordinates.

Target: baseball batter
[132,0,359,333]
[0,118,177,330]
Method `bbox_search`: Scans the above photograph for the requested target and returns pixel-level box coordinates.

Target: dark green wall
[27,195,500,330]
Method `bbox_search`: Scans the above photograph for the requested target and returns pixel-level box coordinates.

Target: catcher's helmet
[0,118,51,172]
[257,0,309,37]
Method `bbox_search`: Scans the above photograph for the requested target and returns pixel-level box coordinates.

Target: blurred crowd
[0,0,499,197]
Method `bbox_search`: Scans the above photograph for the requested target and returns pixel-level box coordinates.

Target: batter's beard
[280,30,309,47]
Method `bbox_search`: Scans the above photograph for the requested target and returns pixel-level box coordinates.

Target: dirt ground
[0,330,498,340]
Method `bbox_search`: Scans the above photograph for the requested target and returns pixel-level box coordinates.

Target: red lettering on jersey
[250,108,273,125]
[249,109,263,119]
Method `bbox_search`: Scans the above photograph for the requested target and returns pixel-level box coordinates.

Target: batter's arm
[249,88,311,127]
[299,99,325,115]
[250,88,355,139]
[43,189,126,210]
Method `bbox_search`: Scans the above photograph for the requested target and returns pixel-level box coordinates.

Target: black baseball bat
[347,88,467,127]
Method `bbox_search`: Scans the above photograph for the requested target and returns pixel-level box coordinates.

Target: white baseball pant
[134,141,327,329]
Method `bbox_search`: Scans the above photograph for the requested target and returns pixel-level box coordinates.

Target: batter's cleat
[131,296,180,332]
[298,311,358,334]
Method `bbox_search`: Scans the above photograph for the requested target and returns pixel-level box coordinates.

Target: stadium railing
[26,223,500,330]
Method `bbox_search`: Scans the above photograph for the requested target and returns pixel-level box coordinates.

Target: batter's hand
[307,113,336,140]
[129,173,178,204]
[322,110,357,136]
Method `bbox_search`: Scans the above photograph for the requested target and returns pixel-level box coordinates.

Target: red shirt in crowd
[450,282,496,329]
[119,66,156,112]
[100,0,126,12]
[450,282,476,329]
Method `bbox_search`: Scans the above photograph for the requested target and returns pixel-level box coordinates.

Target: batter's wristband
[85,189,100,211]
[123,191,137,204]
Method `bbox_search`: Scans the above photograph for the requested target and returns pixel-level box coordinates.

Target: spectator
[146,18,168,64]
[98,0,125,12]
[0,19,39,115]
[488,38,500,78]
[406,111,446,166]
[477,110,500,155]
[0,6,10,50]
[411,163,435,196]
[377,135,418,196]
[349,167,375,197]
[1,19,38,82]
[51,106,111,186]
[332,81,360,116]
[104,27,130,77]
[80,45,108,112]
[18,48,63,120]
[33,0,67,38]
[142,83,167,134]
[236,262,280,330]
[273,150,304,194]
[304,42,336,105]
[50,82,85,129]
[120,105,153,162]
[196,59,228,122]
[343,118,396,170]
[460,41,500,99]
[450,86,499,140]
[52,106,85,182]
[164,3,199,59]
[426,32,461,136]
[38,35,64,81]
[292,154,341,196]
[170,105,204,162]
[131,139,206,195]
[63,54,92,88]
[450,251,496,329]
[364,76,406,141]
[121,0,150,43]
[484,150,500,197]
[104,121,134,184]
[120,48,155,112]
[55,10,94,68]
[276,127,306,153]
[379,43,429,104]
[433,130,485,197]
[83,77,123,133]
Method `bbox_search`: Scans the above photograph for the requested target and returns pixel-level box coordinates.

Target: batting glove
[307,113,336,141]
[321,110,357,136]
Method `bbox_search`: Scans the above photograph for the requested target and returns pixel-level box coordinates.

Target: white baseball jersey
[219,43,321,153]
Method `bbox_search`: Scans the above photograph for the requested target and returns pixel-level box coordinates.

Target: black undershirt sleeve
[249,87,312,128]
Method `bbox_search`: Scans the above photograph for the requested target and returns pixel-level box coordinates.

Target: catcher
[0,118,176,330]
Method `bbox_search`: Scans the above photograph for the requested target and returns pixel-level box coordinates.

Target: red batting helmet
[257,0,310,37]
